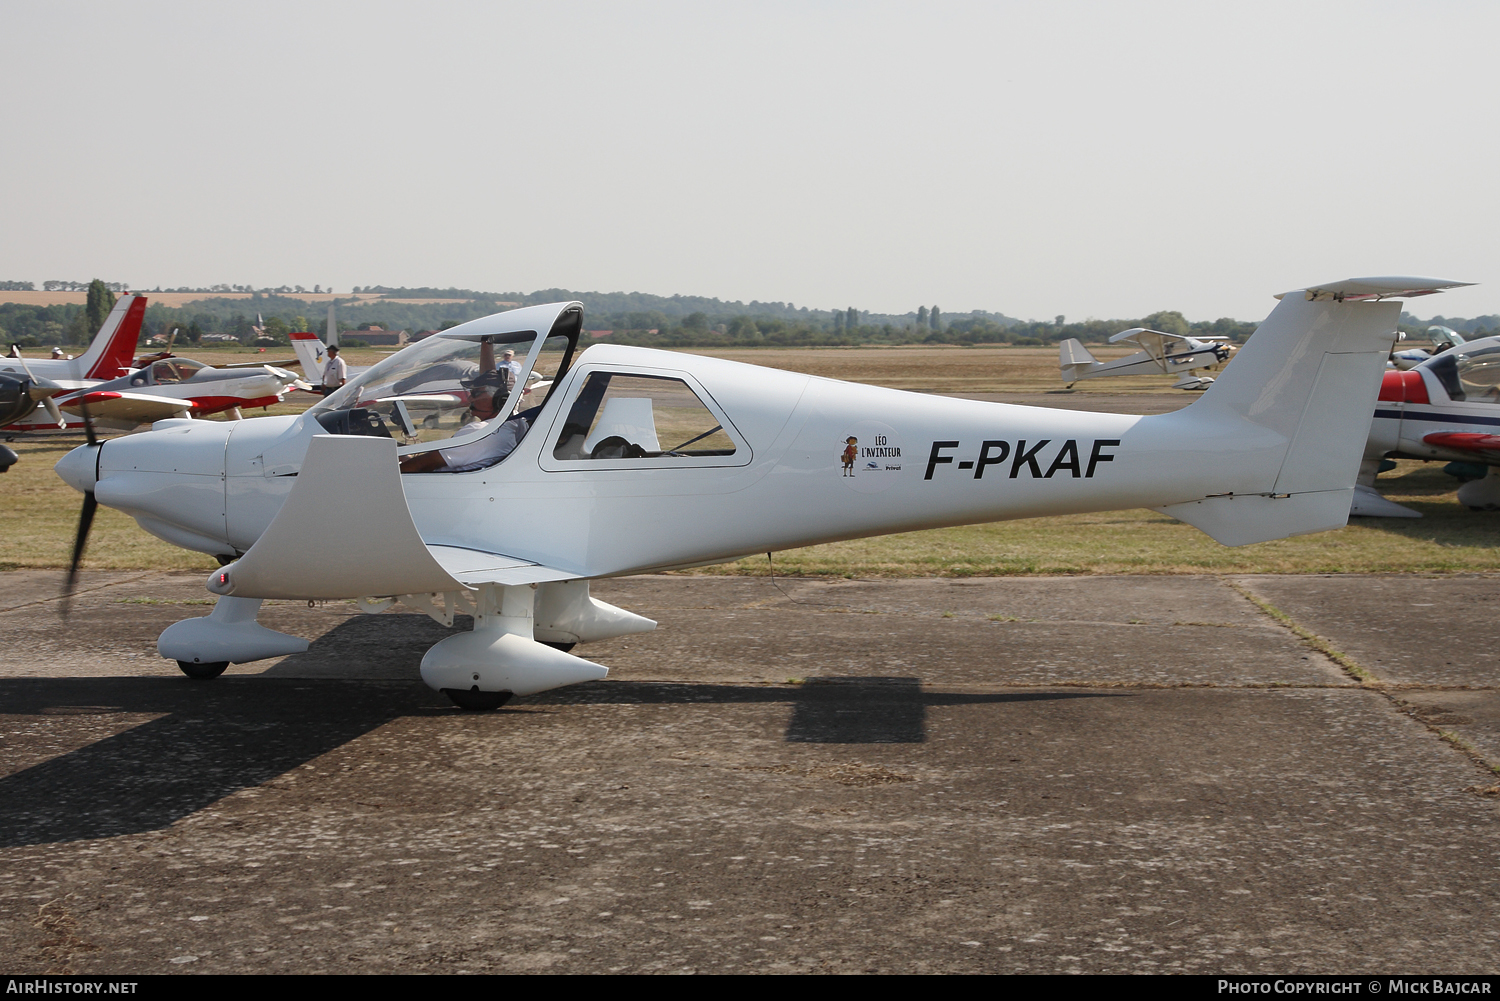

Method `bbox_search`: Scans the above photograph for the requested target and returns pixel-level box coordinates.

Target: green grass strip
[1227,578,1500,782]
[1224,580,1376,683]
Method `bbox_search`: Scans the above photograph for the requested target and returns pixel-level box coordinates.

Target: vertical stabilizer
[1157,286,1407,544]
[326,303,338,348]
[1059,337,1098,384]
[289,331,328,383]
[78,295,148,380]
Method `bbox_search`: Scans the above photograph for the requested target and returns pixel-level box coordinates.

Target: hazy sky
[3,1,1496,321]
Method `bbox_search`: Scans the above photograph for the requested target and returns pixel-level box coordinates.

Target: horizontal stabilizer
[1156,490,1353,546]
[1275,277,1473,302]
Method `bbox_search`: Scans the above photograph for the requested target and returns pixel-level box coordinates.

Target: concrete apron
[1,570,1497,974]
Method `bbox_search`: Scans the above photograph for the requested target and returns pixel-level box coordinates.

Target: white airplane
[1389,324,1466,371]
[1060,328,1234,390]
[51,355,310,429]
[0,294,148,432]
[53,277,1463,710]
[1354,332,1500,517]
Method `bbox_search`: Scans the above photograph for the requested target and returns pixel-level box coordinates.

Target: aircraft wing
[427,546,579,586]
[1423,432,1500,460]
[1108,327,1194,354]
[60,390,199,423]
[221,358,299,369]
[209,434,579,601]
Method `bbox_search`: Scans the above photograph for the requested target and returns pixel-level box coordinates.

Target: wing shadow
[0,677,1126,847]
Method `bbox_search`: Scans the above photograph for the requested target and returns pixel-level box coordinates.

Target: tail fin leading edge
[78,295,147,380]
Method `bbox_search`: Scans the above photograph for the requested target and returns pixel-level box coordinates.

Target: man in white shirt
[320,346,348,396]
[398,370,528,473]
[500,349,523,390]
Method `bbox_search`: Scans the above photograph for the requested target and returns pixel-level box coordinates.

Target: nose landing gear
[441,686,514,710]
[177,660,230,679]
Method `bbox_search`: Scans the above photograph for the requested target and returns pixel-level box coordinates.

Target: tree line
[6,279,1498,351]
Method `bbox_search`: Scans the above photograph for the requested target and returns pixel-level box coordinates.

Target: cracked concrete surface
[1,571,1496,974]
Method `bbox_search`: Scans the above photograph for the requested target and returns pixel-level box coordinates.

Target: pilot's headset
[461,369,507,422]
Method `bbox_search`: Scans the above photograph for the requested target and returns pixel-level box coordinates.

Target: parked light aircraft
[53,277,1464,709]
[1059,328,1234,390]
[1389,325,1467,371]
[0,295,148,433]
[51,356,310,429]
[1353,332,1500,517]
[4,295,309,433]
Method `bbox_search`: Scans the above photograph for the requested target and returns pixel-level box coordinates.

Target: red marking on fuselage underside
[1423,431,1500,455]
[187,394,281,414]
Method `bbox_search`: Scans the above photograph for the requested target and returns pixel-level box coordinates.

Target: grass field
[3,345,1495,576]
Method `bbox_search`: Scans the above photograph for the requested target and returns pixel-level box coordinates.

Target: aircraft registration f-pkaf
[54,277,1466,708]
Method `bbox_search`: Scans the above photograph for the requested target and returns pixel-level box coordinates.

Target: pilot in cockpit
[398,339,530,473]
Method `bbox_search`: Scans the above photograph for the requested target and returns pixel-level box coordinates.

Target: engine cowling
[0,374,40,428]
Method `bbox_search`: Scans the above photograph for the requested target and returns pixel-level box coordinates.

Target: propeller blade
[59,347,99,617]
[61,489,97,618]
[9,350,65,418]
[77,391,97,447]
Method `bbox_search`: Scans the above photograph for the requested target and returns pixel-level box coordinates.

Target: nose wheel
[177,660,229,679]
[442,687,514,711]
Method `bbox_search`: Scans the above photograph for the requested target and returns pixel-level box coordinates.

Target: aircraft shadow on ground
[534,677,1125,745]
[0,677,1126,847]
[255,613,465,678]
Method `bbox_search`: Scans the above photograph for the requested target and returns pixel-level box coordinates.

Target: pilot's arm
[399,450,447,473]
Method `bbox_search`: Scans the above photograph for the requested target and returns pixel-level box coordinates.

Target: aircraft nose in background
[55,443,99,494]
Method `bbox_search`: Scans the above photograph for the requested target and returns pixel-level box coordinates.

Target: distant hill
[6,281,1495,351]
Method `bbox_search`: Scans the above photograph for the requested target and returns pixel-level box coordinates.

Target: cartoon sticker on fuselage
[841,421,904,494]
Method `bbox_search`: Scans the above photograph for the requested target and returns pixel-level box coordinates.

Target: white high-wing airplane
[54,277,1463,709]
[1389,324,1466,371]
[1059,328,1234,390]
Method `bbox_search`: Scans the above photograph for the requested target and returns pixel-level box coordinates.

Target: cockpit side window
[148,359,204,384]
[150,360,182,383]
[552,373,736,461]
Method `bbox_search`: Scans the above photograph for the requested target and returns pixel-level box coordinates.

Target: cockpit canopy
[1421,335,1500,403]
[308,302,581,451]
[129,358,206,386]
